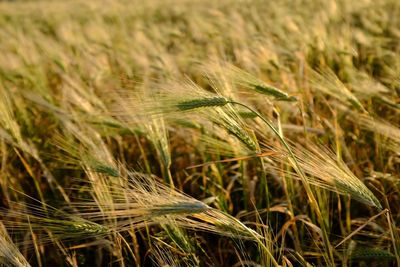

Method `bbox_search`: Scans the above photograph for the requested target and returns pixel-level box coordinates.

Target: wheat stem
[229,100,335,265]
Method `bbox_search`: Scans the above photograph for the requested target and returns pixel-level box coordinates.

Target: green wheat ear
[334,179,382,210]
[350,248,395,261]
[176,97,229,111]
[93,163,120,177]
[238,111,258,119]
[253,84,293,101]
[253,84,297,101]
[66,221,109,235]
[148,202,210,217]
[282,95,298,102]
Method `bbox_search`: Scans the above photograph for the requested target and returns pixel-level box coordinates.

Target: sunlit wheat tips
[0,223,31,267]
[1,202,110,243]
[265,142,382,209]
[200,60,294,100]
[308,67,366,112]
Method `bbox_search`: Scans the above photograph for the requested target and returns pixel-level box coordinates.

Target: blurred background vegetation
[0,0,399,266]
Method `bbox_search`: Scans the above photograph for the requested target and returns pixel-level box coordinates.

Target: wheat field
[0,0,399,266]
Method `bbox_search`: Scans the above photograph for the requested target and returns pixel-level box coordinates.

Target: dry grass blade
[335,209,388,248]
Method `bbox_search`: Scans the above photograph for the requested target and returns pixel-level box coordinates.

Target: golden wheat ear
[264,142,382,210]
[201,61,296,101]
